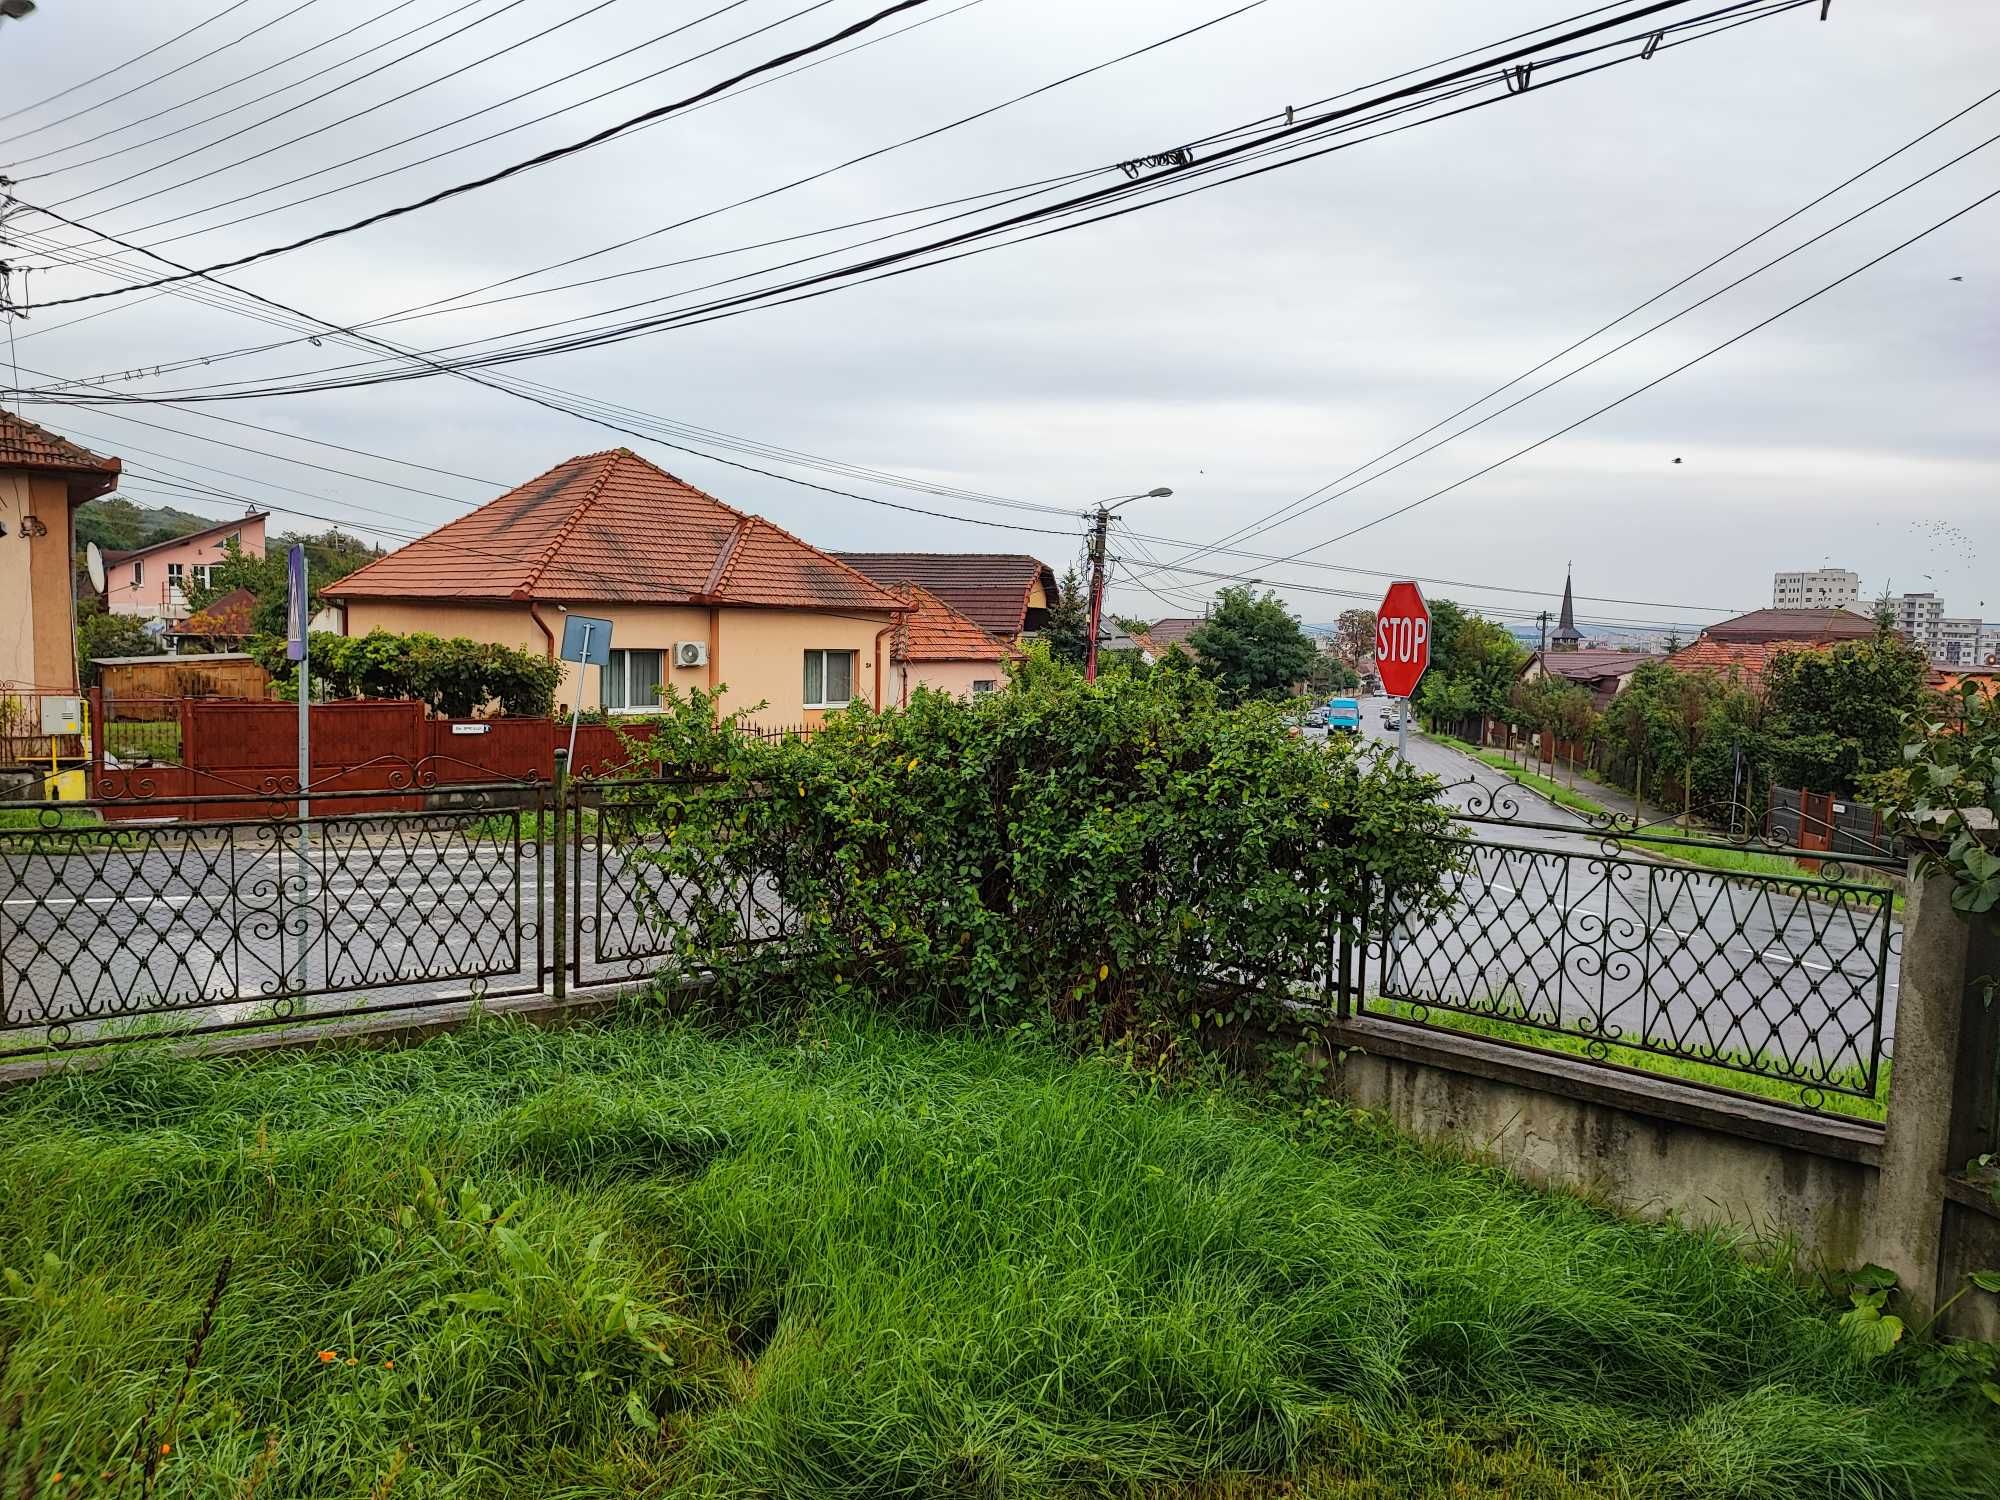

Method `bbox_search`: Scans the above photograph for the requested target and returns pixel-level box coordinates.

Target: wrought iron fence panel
[1,781,546,1051]
[572,778,794,984]
[1364,830,1894,1104]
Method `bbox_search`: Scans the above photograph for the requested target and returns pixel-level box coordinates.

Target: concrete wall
[1327,1017,1880,1264]
[339,598,896,725]
[1,471,81,694]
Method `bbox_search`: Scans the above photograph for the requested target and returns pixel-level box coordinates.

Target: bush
[630,648,1460,1049]
[248,630,562,717]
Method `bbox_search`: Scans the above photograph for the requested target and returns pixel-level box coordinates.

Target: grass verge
[1362,995,1887,1121]
[0,1010,1988,1498]
[1429,734,1902,908]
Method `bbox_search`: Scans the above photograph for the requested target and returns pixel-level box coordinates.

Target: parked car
[1382,705,1403,730]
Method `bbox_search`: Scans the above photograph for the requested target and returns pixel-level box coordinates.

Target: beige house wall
[895,659,1006,704]
[1,472,81,694]
[337,598,895,725]
[0,472,36,691]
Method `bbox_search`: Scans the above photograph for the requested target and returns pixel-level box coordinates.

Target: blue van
[1327,698,1362,734]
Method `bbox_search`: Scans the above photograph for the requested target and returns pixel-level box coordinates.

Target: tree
[1331,608,1375,670]
[1040,568,1091,669]
[1761,635,1932,795]
[1187,586,1318,705]
[74,600,161,686]
[1305,653,1359,697]
[186,531,380,636]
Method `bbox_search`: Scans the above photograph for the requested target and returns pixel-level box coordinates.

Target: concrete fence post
[1865,851,2000,1320]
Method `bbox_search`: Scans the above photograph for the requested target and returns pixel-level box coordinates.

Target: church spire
[1552,564,1583,652]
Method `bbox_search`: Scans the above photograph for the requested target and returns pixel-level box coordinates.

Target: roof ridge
[702,516,755,600]
[725,509,908,611]
[518,452,625,598]
[103,510,269,564]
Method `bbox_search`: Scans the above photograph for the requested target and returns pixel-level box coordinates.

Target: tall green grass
[0,1012,1989,1498]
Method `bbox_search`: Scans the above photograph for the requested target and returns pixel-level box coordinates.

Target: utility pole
[1084,506,1112,683]
[1083,485,1172,682]
[1537,610,1551,659]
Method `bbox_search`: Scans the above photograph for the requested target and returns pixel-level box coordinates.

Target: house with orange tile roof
[887,584,1016,704]
[0,413,122,696]
[323,449,909,726]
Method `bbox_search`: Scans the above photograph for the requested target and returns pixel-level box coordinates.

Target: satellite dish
[85,541,106,595]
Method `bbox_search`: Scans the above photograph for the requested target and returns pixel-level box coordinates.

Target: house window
[971,679,999,696]
[132,561,144,586]
[803,649,856,708]
[226,532,241,548]
[166,562,184,585]
[601,649,663,713]
[192,564,214,588]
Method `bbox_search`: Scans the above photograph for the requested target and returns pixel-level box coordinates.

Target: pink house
[104,511,267,624]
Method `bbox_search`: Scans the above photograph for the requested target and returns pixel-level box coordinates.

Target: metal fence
[0,755,1899,1113]
[1329,782,1900,1107]
[0,758,747,1055]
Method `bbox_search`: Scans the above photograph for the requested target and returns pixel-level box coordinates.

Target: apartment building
[1935,617,1983,666]
[1771,567,1860,610]
[1890,591,1946,652]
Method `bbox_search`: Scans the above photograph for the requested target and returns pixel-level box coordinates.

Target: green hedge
[250,630,562,717]
[626,651,1460,1041]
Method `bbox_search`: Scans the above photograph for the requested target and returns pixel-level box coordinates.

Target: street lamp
[1084,485,1173,681]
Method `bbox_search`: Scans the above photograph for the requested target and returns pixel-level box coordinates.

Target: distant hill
[74,497,215,554]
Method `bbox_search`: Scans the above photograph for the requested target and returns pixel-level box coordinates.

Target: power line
[1129,83,2000,582]
[12,0,1800,410]
[15,0,947,306]
[15,0,1755,313]
[0,0,255,128]
[5,0,460,173]
[30,0,617,217]
[36,0,1591,355]
[27,0,845,256]
[1268,184,2000,562]
[11,0,1734,377]
[5,0,984,350]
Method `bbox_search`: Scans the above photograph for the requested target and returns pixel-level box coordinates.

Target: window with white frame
[971,679,999,696]
[166,562,184,585]
[601,649,664,713]
[803,649,856,708]
[193,564,214,589]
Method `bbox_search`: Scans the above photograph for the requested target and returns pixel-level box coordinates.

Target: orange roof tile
[0,412,120,477]
[180,587,257,638]
[892,584,1014,663]
[1665,634,1845,688]
[325,449,905,614]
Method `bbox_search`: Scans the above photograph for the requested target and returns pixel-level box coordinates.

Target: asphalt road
[1345,695,1898,1084]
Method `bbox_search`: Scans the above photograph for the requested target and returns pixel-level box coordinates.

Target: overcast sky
[4,0,1996,634]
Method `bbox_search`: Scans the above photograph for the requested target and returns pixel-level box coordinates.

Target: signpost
[559,613,613,766]
[1373,580,1431,760]
[286,545,310,991]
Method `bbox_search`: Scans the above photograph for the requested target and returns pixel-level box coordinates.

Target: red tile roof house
[887,585,1017,703]
[1663,608,1885,692]
[832,553,1058,641]
[1520,649,1658,708]
[323,450,910,727]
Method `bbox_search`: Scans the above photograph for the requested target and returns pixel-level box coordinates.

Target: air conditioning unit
[674,640,709,668]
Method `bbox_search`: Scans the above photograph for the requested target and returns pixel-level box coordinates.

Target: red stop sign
[1374,580,1431,699]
